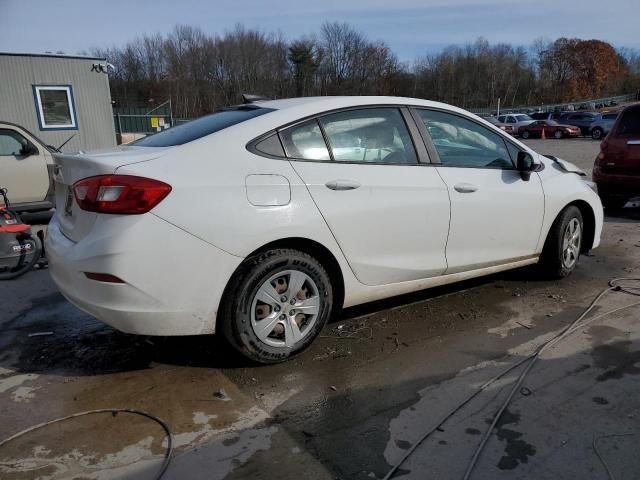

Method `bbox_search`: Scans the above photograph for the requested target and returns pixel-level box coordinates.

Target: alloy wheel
[562,218,581,269]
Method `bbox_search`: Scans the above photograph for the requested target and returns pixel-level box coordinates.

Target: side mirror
[517,151,535,181]
[20,143,38,157]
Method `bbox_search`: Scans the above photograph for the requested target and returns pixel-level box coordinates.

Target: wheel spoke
[297,295,320,315]
[284,317,303,347]
[287,271,307,299]
[254,314,281,341]
[255,282,281,308]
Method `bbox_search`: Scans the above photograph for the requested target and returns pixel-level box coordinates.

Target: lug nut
[281,296,287,302]
[279,314,286,320]
[290,299,296,305]
[274,305,281,312]
[289,310,296,316]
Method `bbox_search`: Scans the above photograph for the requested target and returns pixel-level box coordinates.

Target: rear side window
[134,107,274,147]
[617,107,640,135]
[254,134,285,157]
[280,120,330,160]
[603,113,618,120]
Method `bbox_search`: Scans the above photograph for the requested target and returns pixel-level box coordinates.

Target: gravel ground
[1,139,639,480]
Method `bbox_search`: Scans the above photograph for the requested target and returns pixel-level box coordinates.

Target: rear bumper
[45,213,242,336]
[593,167,640,195]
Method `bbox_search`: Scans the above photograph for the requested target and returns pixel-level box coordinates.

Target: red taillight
[73,175,171,214]
[84,272,124,283]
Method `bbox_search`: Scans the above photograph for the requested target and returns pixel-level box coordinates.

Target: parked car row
[482,111,620,140]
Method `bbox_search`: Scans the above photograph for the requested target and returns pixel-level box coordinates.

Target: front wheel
[554,130,563,139]
[539,206,583,279]
[219,248,334,364]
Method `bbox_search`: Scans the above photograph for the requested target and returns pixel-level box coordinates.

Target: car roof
[254,95,471,115]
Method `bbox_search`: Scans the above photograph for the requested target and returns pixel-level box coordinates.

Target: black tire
[591,127,604,140]
[554,130,563,139]
[521,130,530,139]
[539,206,583,279]
[219,248,334,364]
[0,234,42,280]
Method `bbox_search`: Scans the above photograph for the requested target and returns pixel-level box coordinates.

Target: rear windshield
[133,106,274,147]
[617,107,640,135]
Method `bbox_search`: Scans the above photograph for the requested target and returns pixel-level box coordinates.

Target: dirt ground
[1,138,640,480]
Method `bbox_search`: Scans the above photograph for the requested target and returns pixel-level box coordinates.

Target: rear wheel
[521,130,530,139]
[539,206,583,279]
[220,248,333,364]
[591,127,604,140]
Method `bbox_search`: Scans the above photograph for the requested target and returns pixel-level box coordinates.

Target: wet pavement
[1,139,640,479]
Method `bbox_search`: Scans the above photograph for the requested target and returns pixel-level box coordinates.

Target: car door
[281,107,451,286]
[412,108,544,273]
[0,127,49,204]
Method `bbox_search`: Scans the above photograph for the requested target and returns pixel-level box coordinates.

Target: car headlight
[582,179,598,194]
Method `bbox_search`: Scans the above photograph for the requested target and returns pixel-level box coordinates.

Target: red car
[519,120,581,139]
[593,103,640,209]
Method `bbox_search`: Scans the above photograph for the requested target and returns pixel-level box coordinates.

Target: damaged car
[46,96,603,363]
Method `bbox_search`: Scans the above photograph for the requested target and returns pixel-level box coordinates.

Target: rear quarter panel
[114,126,363,304]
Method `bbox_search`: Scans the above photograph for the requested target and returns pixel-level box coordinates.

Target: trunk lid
[52,146,170,242]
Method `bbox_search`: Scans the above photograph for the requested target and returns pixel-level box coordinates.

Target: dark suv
[593,103,640,209]
[559,112,598,136]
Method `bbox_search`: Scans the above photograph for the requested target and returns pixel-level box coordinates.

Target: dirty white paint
[0,373,39,393]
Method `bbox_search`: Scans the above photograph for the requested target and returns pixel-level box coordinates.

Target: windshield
[133,106,274,147]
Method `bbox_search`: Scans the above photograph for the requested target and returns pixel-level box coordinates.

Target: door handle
[325,180,361,191]
[453,182,478,193]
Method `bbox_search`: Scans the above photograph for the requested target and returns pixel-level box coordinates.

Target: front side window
[319,108,417,163]
[0,129,30,156]
[33,85,77,130]
[280,120,330,160]
[416,109,513,169]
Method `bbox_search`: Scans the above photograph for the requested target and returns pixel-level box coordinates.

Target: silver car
[497,113,535,134]
[589,112,618,140]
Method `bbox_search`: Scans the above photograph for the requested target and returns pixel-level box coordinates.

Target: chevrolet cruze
[46,96,603,363]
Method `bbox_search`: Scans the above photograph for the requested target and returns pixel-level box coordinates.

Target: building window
[33,85,78,130]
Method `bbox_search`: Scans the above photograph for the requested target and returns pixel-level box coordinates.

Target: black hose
[0,408,173,480]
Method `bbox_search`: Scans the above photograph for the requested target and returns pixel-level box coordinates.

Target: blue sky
[0,0,638,61]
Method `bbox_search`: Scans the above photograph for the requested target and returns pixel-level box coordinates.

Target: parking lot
[1,138,640,480]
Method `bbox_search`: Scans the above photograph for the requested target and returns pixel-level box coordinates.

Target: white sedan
[46,96,603,363]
